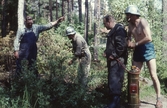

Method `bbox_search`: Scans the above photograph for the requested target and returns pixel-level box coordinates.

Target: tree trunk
[93,0,100,61]
[56,0,58,19]
[162,0,167,40]
[89,1,92,31]
[17,0,25,29]
[71,0,74,11]
[49,0,53,21]
[78,0,82,23]
[62,0,65,16]
[67,0,72,23]
[1,0,7,37]
[84,0,88,44]
[38,0,41,17]
[162,0,167,59]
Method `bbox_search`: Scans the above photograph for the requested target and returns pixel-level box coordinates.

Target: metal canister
[128,66,140,108]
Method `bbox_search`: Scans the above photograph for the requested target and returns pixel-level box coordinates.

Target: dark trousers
[16,32,38,77]
[108,61,124,96]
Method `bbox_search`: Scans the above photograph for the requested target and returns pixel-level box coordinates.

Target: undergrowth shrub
[0,28,115,108]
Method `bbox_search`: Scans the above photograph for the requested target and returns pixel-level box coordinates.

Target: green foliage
[0,26,115,108]
[0,0,166,107]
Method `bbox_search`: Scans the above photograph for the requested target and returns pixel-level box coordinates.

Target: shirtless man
[125,5,162,108]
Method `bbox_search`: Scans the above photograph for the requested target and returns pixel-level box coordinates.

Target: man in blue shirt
[14,16,64,77]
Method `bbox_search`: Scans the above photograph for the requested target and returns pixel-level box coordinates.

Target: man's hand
[68,60,73,66]
[109,55,114,60]
[51,16,65,26]
[103,53,106,57]
[128,40,135,48]
[58,16,65,23]
[14,51,19,59]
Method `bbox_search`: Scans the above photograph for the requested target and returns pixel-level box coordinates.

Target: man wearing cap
[125,5,162,108]
[66,26,91,88]
[14,16,64,77]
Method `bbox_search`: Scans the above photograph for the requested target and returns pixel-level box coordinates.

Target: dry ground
[140,95,167,108]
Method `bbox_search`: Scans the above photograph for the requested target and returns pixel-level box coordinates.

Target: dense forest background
[0,0,167,108]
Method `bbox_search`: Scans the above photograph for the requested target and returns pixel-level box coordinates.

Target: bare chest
[131,25,143,37]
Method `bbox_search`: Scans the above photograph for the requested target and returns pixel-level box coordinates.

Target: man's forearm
[50,16,64,26]
[14,38,20,51]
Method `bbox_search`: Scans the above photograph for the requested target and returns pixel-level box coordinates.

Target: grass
[140,83,156,100]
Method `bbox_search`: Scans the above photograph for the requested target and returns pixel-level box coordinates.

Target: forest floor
[0,70,166,108]
[140,95,167,108]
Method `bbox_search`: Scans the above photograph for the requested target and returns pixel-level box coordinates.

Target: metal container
[128,67,140,108]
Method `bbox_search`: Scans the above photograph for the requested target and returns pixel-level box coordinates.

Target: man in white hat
[125,5,162,108]
[66,26,91,88]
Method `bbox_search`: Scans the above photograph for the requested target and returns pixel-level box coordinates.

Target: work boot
[104,95,120,108]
